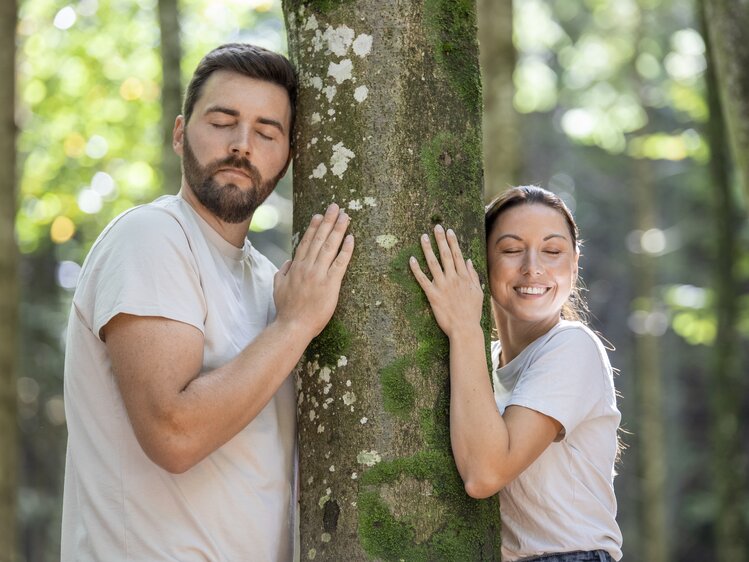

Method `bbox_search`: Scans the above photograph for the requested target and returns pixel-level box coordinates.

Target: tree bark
[631,158,668,562]
[701,5,747,559]
[0,0,18,560]
[477,0,516,201]
[283,1,501,559]
[702,0,749,210]
[158,0,182,192]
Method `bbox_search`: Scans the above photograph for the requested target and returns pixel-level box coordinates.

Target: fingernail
[337,212,348,223]
[447,228,455,237]
[435,224,444,233]
[421,233,429,241]
[410,256,416,263]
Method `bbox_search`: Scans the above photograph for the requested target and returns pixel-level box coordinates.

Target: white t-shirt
[61,195,296,562]
[492,320,623,561]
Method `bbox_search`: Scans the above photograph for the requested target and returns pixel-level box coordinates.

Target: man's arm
[103,204,354,473]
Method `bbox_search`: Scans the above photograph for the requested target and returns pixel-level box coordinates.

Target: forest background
[2,0,748,560]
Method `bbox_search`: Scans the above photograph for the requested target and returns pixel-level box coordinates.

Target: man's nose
[230,126,252,157]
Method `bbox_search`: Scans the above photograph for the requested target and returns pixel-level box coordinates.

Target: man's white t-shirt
[61,195,296,562]
[492,320,623,561]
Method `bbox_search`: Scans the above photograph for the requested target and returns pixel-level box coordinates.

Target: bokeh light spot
[50,216,76,244]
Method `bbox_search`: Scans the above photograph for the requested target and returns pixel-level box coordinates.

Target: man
[61,43,353,561]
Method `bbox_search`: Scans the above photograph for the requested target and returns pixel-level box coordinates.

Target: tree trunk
[701,5,747,559]
[0,0,18,560]
[631,158,668,562]
[703,0,749,209]
[477,0,516,201]
[158,0,182,192]
[283,1,501,559]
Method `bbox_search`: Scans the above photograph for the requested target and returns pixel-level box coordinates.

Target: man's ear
[173,115,185,156]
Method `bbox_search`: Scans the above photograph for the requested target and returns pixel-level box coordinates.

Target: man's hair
[182,43,298,139]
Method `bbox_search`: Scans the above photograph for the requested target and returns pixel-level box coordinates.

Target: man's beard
[182,134,283,224]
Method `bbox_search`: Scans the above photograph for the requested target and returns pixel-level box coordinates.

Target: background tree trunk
[283,1,501,559]
[0,0,18,560]
[702,0,749,209]
[631,157,668,562]
[477,0,516,201]
[701,6,747,559]
[158,0,182,192]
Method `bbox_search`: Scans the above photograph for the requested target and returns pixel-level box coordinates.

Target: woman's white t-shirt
[492,320,623,561]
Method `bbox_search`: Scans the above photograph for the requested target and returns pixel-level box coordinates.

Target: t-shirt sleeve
[75,207,207,340]
[507,327,607,438]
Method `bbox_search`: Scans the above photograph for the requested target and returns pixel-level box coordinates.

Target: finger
[409,255,433,293]
[306,203,341,262]
[315,209,351,267]
[446,229,467,276]
[279,260,292,275]
[434,225,456,274]
[328,234,355,280]
[294,214,324,261]
[420,233,445,281]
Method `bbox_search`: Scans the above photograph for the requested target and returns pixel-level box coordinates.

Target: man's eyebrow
[204,105,239,117]
[258,117,285,134]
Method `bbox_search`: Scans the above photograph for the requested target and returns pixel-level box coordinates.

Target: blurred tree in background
[7,0,749,560]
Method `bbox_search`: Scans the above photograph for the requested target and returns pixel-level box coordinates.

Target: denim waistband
[517,550,613,562]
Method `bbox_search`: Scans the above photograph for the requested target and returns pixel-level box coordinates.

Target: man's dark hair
[182,43,298,140]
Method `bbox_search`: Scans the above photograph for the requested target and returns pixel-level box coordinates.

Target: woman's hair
[485,185,588,323]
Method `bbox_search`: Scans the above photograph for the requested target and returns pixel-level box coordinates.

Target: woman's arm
[410,225,561,498]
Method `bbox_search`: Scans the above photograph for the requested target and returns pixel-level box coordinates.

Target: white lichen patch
[319,366,332,383]
[327,108,336,116]
[338,356,348,367]
[307,476,314,484]
[317,424,325,433]
[330,143,355,178]
[292,231,300,248]
[329,465,335,472]
[375,234,399,249]
[298,392,305,406]
[351,472,358,480]
[328,59,353,84]
[324,25,355,56]
[354,85,369,103]
[309,410,316,421]
[348,199,362,211]
[310,137,318,145]
[318,492,330,509]
[357,449,382,466]
[346,380,352,387]
[303,14,318,31]
[321,533,332,543]
[310,76,323,90]
[323,397,334,409]
[342,391,357,406]
[310,112,321,124]
[310,163,327,179]
[363,196,377,207]
[324,85,337,103]
[353,33,373,57]
[323,383,332,395]
[307,548,317,560]
[360,417,368,424]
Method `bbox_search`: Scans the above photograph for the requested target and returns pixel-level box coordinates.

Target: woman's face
[487,203,579,327]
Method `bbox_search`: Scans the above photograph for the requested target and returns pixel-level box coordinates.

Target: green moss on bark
[421,130,482,200]
[380,356,416,417]
[358,451,501,560]
[307,317,351,367]
[296,0,352,13]
[424,0,482,113]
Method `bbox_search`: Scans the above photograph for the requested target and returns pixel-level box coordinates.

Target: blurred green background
[8,0,749,560]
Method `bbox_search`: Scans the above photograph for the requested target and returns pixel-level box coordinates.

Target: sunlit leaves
[515,1,710,160]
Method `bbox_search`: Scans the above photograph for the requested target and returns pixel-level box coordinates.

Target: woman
[409,185,623,561]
